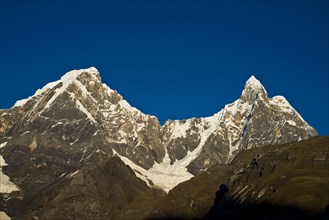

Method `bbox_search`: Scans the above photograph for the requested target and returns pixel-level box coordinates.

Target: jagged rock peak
[13,67,102,108]
[60,66,101,81]
[241,75,268,102]
[245,75,262,87]
[244,75,266,92]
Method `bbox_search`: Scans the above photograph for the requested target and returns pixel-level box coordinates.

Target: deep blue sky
[0,1,328,134]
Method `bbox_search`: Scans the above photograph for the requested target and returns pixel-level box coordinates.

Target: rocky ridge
[0,67,317,194]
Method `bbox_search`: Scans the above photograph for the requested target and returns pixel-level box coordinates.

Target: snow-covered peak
[11,66,156,129]
[87,66,99,74]
[42,67,101,109]
[13,67,100,108]
[241,75,268,101]
[269,95,314,130]
[245,75,264,90]
[61,67,100,81]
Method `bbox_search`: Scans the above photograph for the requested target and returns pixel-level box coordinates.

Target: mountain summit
[241,75,267,101]
[244,75,265,91]
[0,67,318,219]
[0,67,316,191]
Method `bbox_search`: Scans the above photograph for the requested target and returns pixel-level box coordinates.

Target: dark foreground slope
[148,136,329,220]
[1,136,327,220]
[1,153,162,220]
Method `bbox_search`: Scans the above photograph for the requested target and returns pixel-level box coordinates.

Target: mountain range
[0,67,326,220]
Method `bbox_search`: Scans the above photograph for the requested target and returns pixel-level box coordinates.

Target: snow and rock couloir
[0,67,317,193]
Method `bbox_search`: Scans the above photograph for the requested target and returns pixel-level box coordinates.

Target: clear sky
[0,0,328,134]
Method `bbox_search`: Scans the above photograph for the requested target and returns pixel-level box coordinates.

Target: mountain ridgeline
[0,67,322,220]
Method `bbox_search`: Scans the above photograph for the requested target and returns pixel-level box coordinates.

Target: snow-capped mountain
[162,75,317,176]
[1,67,164,169]
[0,67,318,219]
[0,67,316,194]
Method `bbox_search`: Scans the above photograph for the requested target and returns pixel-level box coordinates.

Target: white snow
[225,100,239,116]
[219,98,254,160]
[13,66,151,127]
[70,139,79,146]
[116,109,222,192]
[170,120,191,138]
[270,96,294,113]
[0,142,19,193]
[74,79,98,103]
[173,118,217,167]
[69,170,79,177]
[270,96,314,131]
[13,81,60,107]
[238,75,269,109]
[257,188,267,198]
[0,142,8,149]
[118,99,147,120]
[44,68,97,109]
[0,156,8,167]
[14,67,99,111]
[51,122,64,128]
[113,149,193,193]
[0,211,11,220]
[113,116,218,193]
[13,99,30,107]
[13,67,101,130]
[59,173,66,178]
[244,75,267,94]
[21,131,31,136]
[75,99,98,124]
[287,120,296,126]
[119,100,133,110]
[95,149,106,154]
[80,149,87,162]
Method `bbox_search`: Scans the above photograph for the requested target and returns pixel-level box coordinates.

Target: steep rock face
[162,76,317,175]
[0,151,161,220]
[0,67,164,170]
[0,67,317,194]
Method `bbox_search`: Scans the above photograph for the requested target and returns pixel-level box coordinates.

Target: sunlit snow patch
[113,149,193,193]
[0,211,11,220]
[113,115,218,193]
[0,142,19,193]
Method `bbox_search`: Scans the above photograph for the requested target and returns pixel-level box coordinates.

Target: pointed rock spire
[241,75,268,102]
[245,75,263,89]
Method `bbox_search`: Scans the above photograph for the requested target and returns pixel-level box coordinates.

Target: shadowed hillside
[148,136,329,220]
